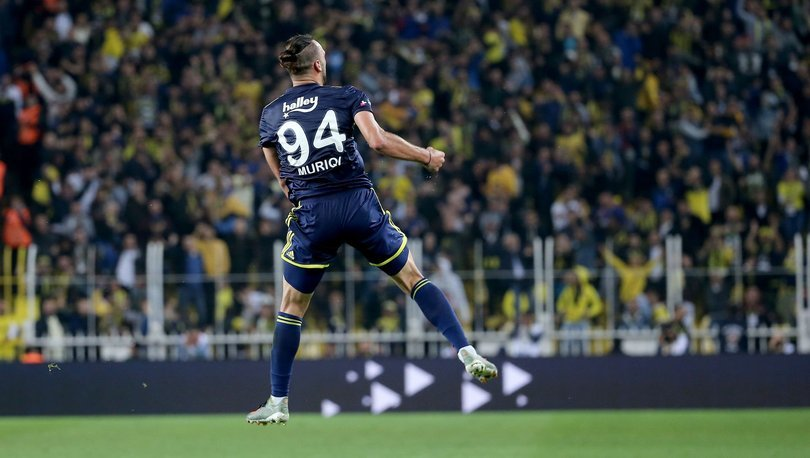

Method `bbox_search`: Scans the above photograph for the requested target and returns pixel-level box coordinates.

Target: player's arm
[262,147,289,198]
[354,111,445,173]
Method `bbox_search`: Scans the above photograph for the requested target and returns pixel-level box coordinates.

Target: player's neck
[291,76,322,87]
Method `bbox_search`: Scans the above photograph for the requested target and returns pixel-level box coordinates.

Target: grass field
[2,410,809,458]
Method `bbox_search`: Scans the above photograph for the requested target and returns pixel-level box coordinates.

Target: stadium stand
[0,0,808,361]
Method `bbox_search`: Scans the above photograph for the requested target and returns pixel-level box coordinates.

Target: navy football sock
[411,279,470,350]
[270,312,303,398]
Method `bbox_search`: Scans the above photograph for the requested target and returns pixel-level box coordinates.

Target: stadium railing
[21,325,798,363]
[2,234,809,362]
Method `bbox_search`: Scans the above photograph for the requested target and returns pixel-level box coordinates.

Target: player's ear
[313,59,323,73]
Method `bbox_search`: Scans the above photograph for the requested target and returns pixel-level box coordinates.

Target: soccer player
[247,35,497,425]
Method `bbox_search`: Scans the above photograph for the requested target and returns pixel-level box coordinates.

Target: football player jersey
[259,83,374,202]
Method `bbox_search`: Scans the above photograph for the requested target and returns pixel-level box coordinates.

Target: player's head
[279,34,326,84]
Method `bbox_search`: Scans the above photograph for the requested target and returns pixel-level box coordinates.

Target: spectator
[2,195,32,248]
[114,234,140,291]
[0,298,23,360]
[178,235,207,327]
[715,303,747,354]
[179,328,211,361]
[225,217,254,283]
[499,233,533,330]
[30,65,76,120]
[431,252,471,326]
[375,300,401,333]
[619,297,652,331]
[659,304,690,356]
[508,311,544,358]
[777,168,806,237]
[195,223,230,327]
[603,247,659,307]
[556,267,603,356]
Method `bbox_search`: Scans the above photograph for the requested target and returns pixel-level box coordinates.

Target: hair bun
[278,34,315,74]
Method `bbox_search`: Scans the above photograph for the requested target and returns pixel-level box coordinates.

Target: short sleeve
[258,106,276,147]
[346,85,373,118]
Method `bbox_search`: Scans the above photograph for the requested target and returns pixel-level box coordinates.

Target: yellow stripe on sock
[281,314,302,323]
[276,316,302,326]
[411,278,430,299]
[277,315,302,323]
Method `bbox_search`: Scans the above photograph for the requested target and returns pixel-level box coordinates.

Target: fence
[23,326,799,364]
[2,234,810,361]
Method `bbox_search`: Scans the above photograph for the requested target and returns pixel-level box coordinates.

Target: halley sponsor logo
[297,156,342,175]
[283,96,318,115]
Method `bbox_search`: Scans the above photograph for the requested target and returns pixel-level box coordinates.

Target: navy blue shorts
[282,187,408,292]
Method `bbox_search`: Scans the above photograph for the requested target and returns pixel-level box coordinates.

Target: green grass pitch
[2,410,809,458]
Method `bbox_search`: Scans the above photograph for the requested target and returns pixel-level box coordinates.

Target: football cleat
[246,396,290,425]
[458,346,498,384]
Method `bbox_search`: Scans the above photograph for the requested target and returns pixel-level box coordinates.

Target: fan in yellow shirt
[777,169,805,213]
[777,169,806,236]
[195,223,231,279]
[603,248,659,305]
[556,266,603,356]
[685,167,711,224]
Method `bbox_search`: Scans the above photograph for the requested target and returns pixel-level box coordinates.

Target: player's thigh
[281,204,337,295]
[283,202,343,264]
[348,190,410,277]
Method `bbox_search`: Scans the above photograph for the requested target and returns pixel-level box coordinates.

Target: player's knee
[279,298,308,316]
[280,286,312,316]
[392,259,424,291]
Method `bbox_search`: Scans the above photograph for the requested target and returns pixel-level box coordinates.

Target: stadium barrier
[3,234,809,360]
[2,355,809,416]
[23,325,796,363]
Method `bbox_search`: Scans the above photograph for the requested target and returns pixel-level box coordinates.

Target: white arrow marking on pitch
[321,399,340,418]
[365,360,384,380]
[502,362,533,396]
[370,382,401,414]
[404,363,435,396]
[461,381,492,413]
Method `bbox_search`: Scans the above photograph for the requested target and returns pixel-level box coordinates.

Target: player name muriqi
[298,156,342,175]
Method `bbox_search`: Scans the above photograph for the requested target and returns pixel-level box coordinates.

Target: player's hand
[424,146,445,173]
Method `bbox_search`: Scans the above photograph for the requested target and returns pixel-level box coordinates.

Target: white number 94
[277,109,346,167]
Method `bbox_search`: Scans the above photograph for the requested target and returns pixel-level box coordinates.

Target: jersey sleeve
[346,86,373,118]
[258,106,276,147]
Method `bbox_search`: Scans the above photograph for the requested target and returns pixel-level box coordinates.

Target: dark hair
[279,34,317,75]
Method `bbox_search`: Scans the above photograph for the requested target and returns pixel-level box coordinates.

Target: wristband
[424,149,432,166]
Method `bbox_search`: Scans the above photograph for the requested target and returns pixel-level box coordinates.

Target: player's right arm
[259,104,290,199]
[354,111,445,173]
[262,146,289,198]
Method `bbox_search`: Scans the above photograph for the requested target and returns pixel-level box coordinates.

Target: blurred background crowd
[0,0,808,360]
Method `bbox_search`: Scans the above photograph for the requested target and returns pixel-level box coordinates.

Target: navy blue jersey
[259,84,373,202]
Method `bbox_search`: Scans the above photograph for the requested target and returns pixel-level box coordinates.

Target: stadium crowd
[0,0,808,359]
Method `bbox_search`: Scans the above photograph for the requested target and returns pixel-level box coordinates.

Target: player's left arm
[262,147,289,198]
